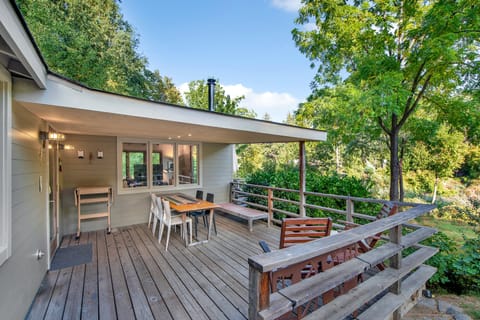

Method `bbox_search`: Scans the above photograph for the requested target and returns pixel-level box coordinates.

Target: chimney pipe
[207,78,216,111]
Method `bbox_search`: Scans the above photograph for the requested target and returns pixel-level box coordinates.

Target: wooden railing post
[389,225,403,320]
[267,188,273,227]
[346,198,354,223]
[249,264,270,319]
[299,141,306,217]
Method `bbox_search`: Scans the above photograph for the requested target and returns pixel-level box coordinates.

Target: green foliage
[184,79,255,117]
[424,232,480,294]
[293,0,480,201]
[17,0,183,104]
[244,165,377,221]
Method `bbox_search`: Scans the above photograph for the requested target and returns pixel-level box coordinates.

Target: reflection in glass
[178,144,199,184]
[152,143,174,186]
[122,142,147,188]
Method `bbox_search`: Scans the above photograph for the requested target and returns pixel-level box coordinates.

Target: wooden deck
[26,213,280,320]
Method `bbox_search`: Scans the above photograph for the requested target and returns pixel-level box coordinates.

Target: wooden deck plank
[168,240,247,319]
[113,230,154,320]
[62,233,88,320]
[28,218,285,320]
[106,229,135,320]
[136,226,210,320]
[121,227,173,319]
[128,226,188,320]
[25,270,60,320]
[81,231,99,320]
[96,230,116,320]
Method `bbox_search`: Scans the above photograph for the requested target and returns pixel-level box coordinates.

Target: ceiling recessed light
[177,135,181,139]
[188,133,192,137]
[168,137,172,140]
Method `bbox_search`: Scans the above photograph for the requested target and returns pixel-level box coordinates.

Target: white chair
[158,198,192,251]
[149,193,162,235]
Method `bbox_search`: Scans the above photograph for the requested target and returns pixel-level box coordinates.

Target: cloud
[224,84,299,123]
[270,0,302,12]
[179,82,300,123]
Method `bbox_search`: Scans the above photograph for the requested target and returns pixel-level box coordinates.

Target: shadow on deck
[27,213,277,320]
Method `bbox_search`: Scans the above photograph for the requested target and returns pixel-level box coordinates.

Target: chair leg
[158,222,164,244]
[148,211,152,228]
[194,216,199,239]
[166,225,171,251]
[152,217,157,235]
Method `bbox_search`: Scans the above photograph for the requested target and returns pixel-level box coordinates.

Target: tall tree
[16,0,182,104]
[293,0,479,201]
[184,79,255,117]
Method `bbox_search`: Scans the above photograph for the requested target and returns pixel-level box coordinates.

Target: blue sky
[119,0,314,122]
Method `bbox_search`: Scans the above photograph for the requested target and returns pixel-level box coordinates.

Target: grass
[436,294,480,319]
[415,214,477,246]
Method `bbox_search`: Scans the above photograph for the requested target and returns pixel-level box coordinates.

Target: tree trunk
[432,176,438,204]
[335,144,341,173]
[389,128,401,201]
[399,158,404,202]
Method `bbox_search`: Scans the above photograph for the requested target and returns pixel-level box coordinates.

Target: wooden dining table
[161,193,220,246]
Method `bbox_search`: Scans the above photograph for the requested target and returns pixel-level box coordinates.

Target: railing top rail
[232,182,421,207]
[248,204,435,273]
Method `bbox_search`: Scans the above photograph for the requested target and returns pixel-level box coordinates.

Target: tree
[293,0,479,201]
[16,0,183,104]
[184,79,256,117]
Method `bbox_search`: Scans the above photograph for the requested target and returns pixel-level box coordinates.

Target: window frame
[117,138,202,195]
[0,65,12,266]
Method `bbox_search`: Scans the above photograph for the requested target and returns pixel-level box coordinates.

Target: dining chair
[149,193,162,235]
[195,190,203,200]
[158,198,192,251]
[190,192,217,238]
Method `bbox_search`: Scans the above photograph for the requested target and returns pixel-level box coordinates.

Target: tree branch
[398,73,432,128]
[378,116,391,136]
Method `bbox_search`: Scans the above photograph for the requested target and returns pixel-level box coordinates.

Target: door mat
[51,243,92,270]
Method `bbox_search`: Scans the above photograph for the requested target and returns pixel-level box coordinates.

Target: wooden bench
[217,202,269,232]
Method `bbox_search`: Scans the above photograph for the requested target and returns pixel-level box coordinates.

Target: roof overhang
[13,75,327,144]
[0,1,47,88]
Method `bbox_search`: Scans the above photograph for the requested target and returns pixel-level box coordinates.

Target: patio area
[26,213,276,320]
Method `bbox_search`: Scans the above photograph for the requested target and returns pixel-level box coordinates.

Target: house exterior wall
[0,102,49,320]
[60,135,234,235]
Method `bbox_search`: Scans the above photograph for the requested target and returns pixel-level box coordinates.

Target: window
[122,142,147,188]
[118,139,201,193]
[152,143,174,186]
[178,144,199,184]
[0,65,12,266]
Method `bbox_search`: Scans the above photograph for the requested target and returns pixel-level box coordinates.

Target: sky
[119,0,315,123]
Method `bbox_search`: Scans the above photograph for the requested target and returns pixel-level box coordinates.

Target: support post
[346,198,354,223]
[299,141,306,217]
[249,264,270,319]
[389,225,403,320]
[267,188,273,227]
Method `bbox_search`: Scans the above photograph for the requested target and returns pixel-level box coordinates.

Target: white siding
[202,143,234,202]
[0,102,49,320]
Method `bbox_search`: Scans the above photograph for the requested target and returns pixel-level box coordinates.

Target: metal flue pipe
[207,78,216,111]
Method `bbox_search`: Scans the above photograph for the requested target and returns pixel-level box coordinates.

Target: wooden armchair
[279,217,333,249]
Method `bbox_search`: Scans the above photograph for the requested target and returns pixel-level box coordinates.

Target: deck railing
[232,182,438,319]
[230,181,422,227]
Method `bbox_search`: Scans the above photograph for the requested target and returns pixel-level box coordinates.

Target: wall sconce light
[48,132,66,141]
[77,150,85,159]
[97,151,104,159]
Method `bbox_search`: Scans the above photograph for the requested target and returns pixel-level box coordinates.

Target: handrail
[230,181,421,225]
[248,204,437,320]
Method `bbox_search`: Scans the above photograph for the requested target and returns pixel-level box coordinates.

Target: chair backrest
[280,217,333,249]
[160,198,171,222]
[206,193,214,203]
[196,190,204,200]
[151,194,160,216]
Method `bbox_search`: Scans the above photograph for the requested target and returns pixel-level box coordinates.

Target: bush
[424,232,480,294]
[244,165,377,222]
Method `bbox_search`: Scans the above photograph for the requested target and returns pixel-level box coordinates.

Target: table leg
[208,208,214,240]
[182,213,188,247]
